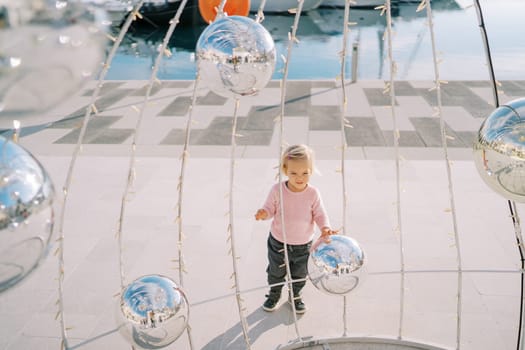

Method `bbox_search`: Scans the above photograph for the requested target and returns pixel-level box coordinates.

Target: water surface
[106,0,525,81]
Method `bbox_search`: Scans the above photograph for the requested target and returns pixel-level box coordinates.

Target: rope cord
[113,1,196,348]
[208,2,256,346]
[216,0,230,17]
[277,0,306,341]
[380,0,406,340]
[338,0,352,336]
[116,0,190,288]
[227,98,252,348]
[254,0,268,23]
[418,1,463,348]
[175,71,201,350]
[54,2,146,348]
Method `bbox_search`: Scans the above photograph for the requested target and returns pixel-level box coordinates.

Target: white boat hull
[250,0,323,13]
[322,0,389,7]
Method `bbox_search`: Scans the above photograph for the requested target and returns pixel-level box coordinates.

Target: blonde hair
[281,144,314,174]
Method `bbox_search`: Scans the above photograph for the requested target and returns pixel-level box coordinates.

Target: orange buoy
[198,0,250,24]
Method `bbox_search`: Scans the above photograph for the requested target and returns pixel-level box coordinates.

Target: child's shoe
[288,295,307,314]
[263,294,280,312]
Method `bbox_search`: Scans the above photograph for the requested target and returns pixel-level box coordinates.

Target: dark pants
[266,233,312,299]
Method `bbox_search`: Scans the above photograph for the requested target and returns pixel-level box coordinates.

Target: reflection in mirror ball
[0,0,108,118]
[308,235,366,295]
[117,275,189,349]
[0,136,55,294]
[474,97,525,202]
[196,15,276,98]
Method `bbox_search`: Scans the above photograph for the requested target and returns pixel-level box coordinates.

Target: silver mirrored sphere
[196,15,276,98]
[0,0,108,119]
[474,97,525,202]
[308,235,366,295]
[0,136,55,294]
[117,274,189,349]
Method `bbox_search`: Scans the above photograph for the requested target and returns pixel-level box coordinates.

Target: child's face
[284,159,311,192]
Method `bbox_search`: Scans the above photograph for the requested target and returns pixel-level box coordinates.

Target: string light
[382,0,406,340]
[176,74,200,287]
[54,2,147,348]
[173,61,201,350]
[112,0,196,348]
[116,0,190,286]
[277,0,306,341]
[420,1,463,348]
[226,98,251,348]
[338,0,352,337]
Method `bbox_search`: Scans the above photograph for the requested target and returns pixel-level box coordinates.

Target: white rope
[379,0,406,340]
[199,2,253,345]
[216,0,228,18]
[277,0,306,341]
[175,71,201,350]
[54,2,146,348]
[227,98,252,348]
[115,0,188,288]
[338,0,352,337]
[418,1,463,348]
[255,0,268,23]
[113,1,196,348]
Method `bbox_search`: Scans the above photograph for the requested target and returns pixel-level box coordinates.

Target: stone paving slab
[2,79,523,156]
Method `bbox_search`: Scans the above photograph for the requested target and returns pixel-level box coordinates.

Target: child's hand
[255,209,268,220]
[320,227,339,242]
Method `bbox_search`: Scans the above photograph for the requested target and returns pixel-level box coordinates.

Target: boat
[80,0,136,25]
[93,0,203,28]
[250,0,323,13]
[121,18,206,53]
[321,0,393,8]
[255,9,335,41]
[132,0,203,27]
[119,7,336,54]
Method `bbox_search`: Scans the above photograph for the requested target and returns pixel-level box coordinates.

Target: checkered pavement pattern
[8,79,525,148]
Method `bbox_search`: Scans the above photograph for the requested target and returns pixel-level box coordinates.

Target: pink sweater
[261,182,330,245]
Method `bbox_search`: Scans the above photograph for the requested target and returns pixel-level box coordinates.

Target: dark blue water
[106,0,525,81]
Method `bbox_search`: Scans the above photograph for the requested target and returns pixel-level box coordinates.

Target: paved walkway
[6,79,525,159]
[0,79,524,350]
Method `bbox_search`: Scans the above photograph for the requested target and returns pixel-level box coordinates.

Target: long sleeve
[261,184,278,219]
[312,190,330,230]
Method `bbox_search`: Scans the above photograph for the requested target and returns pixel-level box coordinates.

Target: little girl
[255,144,336,314]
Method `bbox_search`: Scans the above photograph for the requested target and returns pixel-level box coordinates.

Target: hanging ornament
[117,274,189,349]
[474,97,525,202]
[0,135,55,294]
[198,0,250,24]
[308,235,366,295]
[196,15,275,98]
[0,0,108,121]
